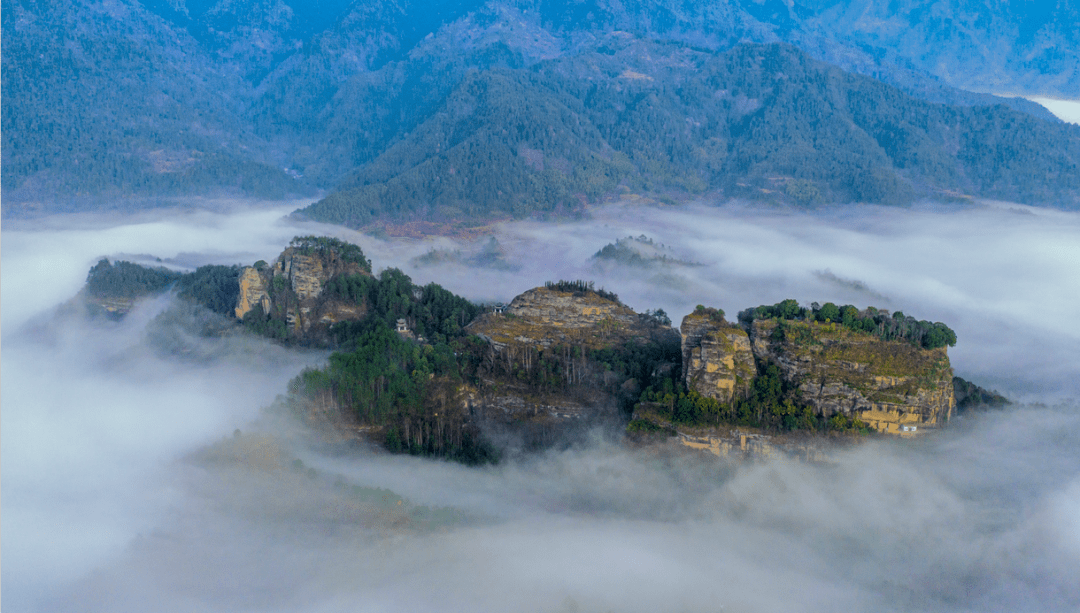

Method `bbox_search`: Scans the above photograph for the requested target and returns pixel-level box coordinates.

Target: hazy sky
[3,199,1078,612]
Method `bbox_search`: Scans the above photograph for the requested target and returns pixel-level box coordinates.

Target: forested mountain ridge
[70,241,1006,462]
[3,0,1077,216]
[301,40,1080,225]
[0,0,308,212]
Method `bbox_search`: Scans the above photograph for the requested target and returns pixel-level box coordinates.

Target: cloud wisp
[3,199,1079,612]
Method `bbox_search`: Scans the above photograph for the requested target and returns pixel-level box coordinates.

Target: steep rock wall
[509,288,639,329]
[236,243,371,340]
[465,286,679,441]
[235,266,271,319]
[750,319,954,432]
[472,287,660,349]
[680,312,754,404]
[277,250,326,301]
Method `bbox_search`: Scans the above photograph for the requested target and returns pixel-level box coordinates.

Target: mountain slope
[299,40,1080,226]
[3,0,1077,216]
[0,0,305,211]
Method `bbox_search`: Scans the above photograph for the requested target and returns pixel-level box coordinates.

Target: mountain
[797,0,1080,99]
[0,0,309,213]
[70,240,1004,462]
[3,0,1077,216]
[301,40,1080,225]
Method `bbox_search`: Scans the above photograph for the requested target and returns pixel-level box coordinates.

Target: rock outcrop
[677,310,955,436]
[235,266,271,319]
[276,249,326,300]
[468,286,675,349]
[236,237,372,342]
[465,286,680,445]
[680,309,755,404]
[749,319,954,433]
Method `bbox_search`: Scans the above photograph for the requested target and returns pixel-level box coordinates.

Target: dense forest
[300,42,1080,227]
[85,258,181,298]
[290,321,498,464]
[282,266,493,461]
[6,0,1077,217]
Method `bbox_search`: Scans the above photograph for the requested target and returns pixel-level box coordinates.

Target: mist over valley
[4,0,1080,609]
[4,199,1079,612]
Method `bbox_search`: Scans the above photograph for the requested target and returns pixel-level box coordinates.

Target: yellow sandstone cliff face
[464,286,679,445]
[469,287,649,349]
[235,267,271,319]
[277,251,325,300]
[234,244,370,340]
[749,319,954,433]
[680,312,755,404]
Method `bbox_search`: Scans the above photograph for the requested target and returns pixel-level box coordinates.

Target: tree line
[738,298,957,349]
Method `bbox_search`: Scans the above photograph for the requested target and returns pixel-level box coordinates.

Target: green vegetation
[592,236,697,269]
[640,362,870,434]
[465,323,681,417]
[626,418,670,434]
[289,236,371,271]
[175,265,242,316]
[738,299,957,349]
[543,280,621,304]
[241,304,289,341]
[85,258,180,299]
[953,376,1011,412]
[289,321,497,464]
[7,2,1078,216]
[692,304,727,322]
[641,309,672,327]
[299,42,1080,227]
[280,267,493,462]
[325,269,480,344]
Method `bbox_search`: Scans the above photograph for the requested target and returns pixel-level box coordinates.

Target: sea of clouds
[3,199,1078,612]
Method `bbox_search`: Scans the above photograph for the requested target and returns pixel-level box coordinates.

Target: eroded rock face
[681,312,754,404]
[750,319,954,432]
[508,287,640,328]
[465,286,680,442]
[471,287,662,349]
[277,250,325,301]
[235,267,271,319]
[236,242,371,341]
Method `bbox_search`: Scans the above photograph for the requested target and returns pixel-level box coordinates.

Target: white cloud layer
[3,199,1078,612]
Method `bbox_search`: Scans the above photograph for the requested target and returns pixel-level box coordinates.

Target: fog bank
[3,199,1079,612]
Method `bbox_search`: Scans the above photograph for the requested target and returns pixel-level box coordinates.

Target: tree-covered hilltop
[953,376,1011,414]
[592,235,698,269]
[321,269,481,344]
[288,236,372,271]
[300,41,1080,227]
[542,280,622,304]
[290,319,499,464]
[74,248,999,458]
[85,259,181,299]
[737,298,957,350]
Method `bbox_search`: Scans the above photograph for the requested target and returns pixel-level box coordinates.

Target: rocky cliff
[676,309,956,436]
[748,319,954,433]
[680,309,755,405]
[235,267,271,320]
[464,285,680,446]
[472,286,646,349]
[236,237,372,342]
